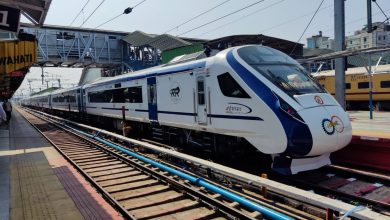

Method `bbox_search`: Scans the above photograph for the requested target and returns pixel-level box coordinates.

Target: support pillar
[334,0,346,109]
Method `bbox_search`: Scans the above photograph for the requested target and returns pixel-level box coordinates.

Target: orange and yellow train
[313,64,390,110]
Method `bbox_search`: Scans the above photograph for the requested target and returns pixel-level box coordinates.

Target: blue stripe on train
[226,50,312,156]
[139,110,264,120]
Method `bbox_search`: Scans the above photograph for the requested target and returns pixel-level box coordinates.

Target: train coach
[50,87,81,113]
[23,45,352,175]
[313,64,390,110]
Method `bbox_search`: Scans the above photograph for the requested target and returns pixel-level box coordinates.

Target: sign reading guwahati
[0,4,21,32]
[0,40,37,74]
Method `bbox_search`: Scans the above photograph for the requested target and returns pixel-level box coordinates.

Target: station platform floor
[348,111,390,140]
[0,108,123,220]
[331,111,390,172]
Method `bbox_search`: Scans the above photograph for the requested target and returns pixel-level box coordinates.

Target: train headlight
[277,96,304,123]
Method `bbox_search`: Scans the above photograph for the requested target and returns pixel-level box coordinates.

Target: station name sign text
[0,4,21,32]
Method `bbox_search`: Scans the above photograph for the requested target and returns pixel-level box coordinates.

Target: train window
[345,83,351,90]
[380,81,390,88]
[197,77,205,105]
[68,95,76,103]
[217,73,250,98]
[147,85,157,104]
[58,95,66,102]
[237,45,298,64]
[89,90,113,103]
[237,46,325,96]
[250,65,324,96]
[358,82,369,89]
[128,86,143,103]
[113,88,126,103]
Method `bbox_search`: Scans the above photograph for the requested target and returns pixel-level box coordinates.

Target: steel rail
[21,110,136,219]
[327,165,390,185]
[22,107,388,220]
[28,108,294,220]
[22,108,287,220]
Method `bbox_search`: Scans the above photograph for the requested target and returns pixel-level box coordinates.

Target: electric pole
[367,0,373,119]
[334,0,346,109]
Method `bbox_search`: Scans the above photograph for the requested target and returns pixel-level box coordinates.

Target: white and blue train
[22,45,352,174]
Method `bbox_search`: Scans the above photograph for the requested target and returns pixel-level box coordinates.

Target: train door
[77,88,82,112]
[196,75,208,124]
[147,77,158,121]
[49,94,52,109]
[82,89,87,113]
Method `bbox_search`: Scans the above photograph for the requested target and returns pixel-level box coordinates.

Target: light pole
[368,54,373,119]
[41,66,45,85]
[27,79,33,94]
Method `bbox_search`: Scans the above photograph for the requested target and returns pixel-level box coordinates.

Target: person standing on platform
[3,99,12,123]
[135,47,140,60]
[0,100,7,125]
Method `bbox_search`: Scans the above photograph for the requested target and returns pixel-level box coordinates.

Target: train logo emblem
[170,87,180,97]
[225,103,252,114]
[322,115,344,135]
[314,95,324,105]
[170,82,181,103]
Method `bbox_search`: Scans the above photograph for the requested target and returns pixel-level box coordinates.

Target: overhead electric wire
[94,0,147,29]
[196,0,286,37]
[133,0,147,8]
[373,1,390,28]
[259,4,332,33]
[69,0,90,26]
[164,0,232,34]
[289,0,325,55]
[322,8,390,34]
[80,0,106,27]
[95,13,123,28]
[177,0,266,37]
[374,0,390,22]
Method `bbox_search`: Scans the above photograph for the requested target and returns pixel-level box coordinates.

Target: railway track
[20,108,309,220]
[20,107,390,219]
[281,165,390,215]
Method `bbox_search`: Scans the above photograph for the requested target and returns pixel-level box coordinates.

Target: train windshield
[237,46,324,96]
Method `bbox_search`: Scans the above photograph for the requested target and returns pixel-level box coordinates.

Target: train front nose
[272,94,352,174]
[296,94,352,156]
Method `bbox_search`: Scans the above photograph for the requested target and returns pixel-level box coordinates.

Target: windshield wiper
[275,76,301,95]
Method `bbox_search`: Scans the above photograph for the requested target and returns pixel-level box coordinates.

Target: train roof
[82,54,214,89]
[50,86,80,95]
[84,45,300,89]
[312,64,390,77]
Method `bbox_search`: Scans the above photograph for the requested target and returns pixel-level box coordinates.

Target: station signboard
[0,40,37,74]
[0,4,21,33]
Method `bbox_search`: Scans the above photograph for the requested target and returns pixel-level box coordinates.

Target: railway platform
[0,108,123,220]
[331,111,390,173]
[349,111,390,138]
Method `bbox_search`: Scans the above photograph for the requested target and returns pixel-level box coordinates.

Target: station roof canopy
[122,31,155,47]
[0,0,52,26]
[147,34,192,51]
[122,30,206,51]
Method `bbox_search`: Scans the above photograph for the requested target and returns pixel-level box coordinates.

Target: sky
[16,0,390,97]
[14,67,83,98]
[23,0,390,42]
